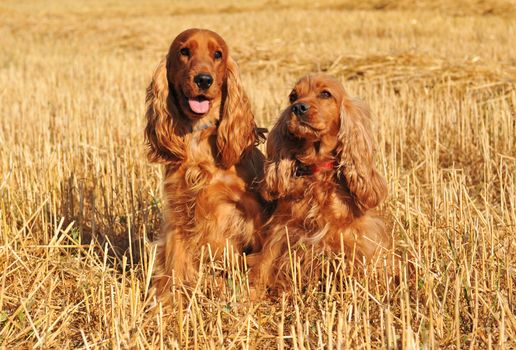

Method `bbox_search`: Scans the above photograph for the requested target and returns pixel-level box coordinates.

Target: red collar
[311,161,335,173]
[295,160,335,176]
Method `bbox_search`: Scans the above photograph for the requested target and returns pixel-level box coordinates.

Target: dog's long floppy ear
[336,97,387,210]
[217,57,256,168]
[144,58,184,164]
[261,111,296,201]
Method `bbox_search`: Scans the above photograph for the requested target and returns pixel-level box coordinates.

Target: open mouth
[187,95,211,115]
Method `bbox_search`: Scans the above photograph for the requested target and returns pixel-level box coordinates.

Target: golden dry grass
[0,0,515,348]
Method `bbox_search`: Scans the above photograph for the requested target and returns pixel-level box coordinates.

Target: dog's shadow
[58,173,162,268]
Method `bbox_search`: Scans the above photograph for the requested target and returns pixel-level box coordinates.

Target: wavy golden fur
[249,74,390,295]
[145,29,265,296]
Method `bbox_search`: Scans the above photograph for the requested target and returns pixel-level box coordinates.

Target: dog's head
[267,74,387,209]
[166,28,228,119]
[145,29,256,167]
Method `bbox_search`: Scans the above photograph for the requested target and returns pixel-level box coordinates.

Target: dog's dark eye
[214,50,222,60]
[320,90,332,99]
[180,47,190,57]
[289,91,298,104]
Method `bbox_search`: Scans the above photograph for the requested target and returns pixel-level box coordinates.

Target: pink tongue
[188,99,210,114]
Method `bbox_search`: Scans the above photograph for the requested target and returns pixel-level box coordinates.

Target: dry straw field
[0,0,515,348]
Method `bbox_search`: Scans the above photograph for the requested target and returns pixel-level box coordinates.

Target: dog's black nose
[292,102,310,117]
[194,73,213,90]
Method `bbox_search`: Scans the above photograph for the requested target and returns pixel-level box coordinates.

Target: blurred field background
[0,0,515,348]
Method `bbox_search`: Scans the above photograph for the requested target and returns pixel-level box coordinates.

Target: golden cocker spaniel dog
[249,74,390,295]
[145,29,266,296]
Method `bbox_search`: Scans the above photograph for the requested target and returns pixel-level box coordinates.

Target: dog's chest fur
[276,177,358,239]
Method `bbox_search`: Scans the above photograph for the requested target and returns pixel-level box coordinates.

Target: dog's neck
[294,133,338,166]
[294,159,335,177]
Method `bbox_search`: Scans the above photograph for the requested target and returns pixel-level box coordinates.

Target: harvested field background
[0,0,514,348]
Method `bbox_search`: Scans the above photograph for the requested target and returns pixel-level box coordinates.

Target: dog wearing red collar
[248,74,390,296]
